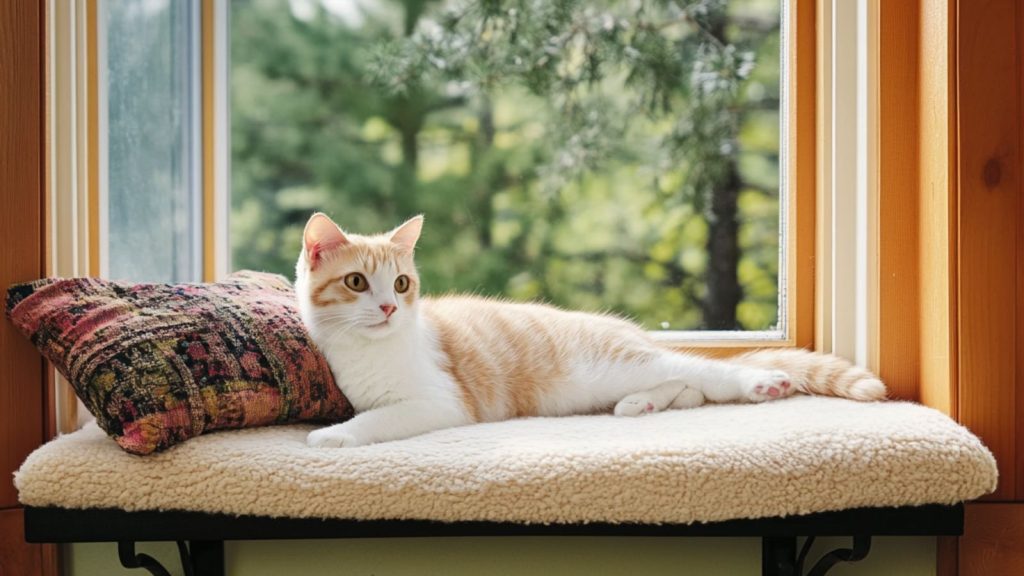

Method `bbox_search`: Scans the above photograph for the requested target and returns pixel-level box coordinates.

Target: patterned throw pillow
[5,271,353,455]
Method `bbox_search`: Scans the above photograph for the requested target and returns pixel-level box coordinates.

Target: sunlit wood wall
[0,1,57,575]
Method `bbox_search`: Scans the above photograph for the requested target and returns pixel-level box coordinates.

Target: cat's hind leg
[614,379,705,417]
[653,350,797,404]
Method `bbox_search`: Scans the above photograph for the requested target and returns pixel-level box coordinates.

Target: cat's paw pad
[744,370,795,402]
[307,428,360,448]
[614,393,658,417]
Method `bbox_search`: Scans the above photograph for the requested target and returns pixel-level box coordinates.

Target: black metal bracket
[802,535,872,576]
[46,505,948,576]
[116,536,871,576]
[762,535,872,576]
[118,540,224,576]
[762,536,798,575]
[27,504,963,541]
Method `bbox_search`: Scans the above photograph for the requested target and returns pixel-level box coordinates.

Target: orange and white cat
[296,213,886,448]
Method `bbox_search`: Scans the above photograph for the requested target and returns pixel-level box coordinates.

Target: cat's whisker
[313,316,363,340]
[314,313,356,324]
[321,324,357,343]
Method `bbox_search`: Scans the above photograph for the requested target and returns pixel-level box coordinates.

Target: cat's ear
[389,215,424,251]
[303,212,348,270]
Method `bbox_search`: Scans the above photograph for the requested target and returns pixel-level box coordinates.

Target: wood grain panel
[0,0,46,509]
[1017,0,1024,502]
[41,0,56,444]
[2,1,59,572]
[960,503,1024,575]
[876,0,957,409]
[918,0,958,416]
[956,0,1019,500]
[921,7,959,573]
[937,536,957,576]
[792,0,815,351]
[0,509,56,576]
[877,0,921,402]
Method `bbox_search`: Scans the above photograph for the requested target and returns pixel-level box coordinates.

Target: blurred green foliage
[230,0,781,330]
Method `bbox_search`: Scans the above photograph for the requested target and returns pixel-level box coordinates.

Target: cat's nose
[379,304,396,318]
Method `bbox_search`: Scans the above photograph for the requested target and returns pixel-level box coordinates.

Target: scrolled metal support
[117,540,223,576]
[804,535,872,576]
[762,536,798,576]
[117,541,174,576]
[762,535,873,576]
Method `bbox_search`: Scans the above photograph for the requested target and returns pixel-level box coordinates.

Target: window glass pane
[105,0,202,283]
[230,0,782,332]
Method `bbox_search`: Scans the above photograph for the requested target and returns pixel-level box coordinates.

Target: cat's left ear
[303,212,349,270]
[389,215,424,251]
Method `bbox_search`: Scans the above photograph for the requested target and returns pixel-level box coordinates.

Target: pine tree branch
[425,95,470,113]
[731,14,780,33]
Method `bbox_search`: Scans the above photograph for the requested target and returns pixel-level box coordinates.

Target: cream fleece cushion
[15,397,997,525]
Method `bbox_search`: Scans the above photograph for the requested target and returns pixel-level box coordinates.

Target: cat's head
[295,213,423,342]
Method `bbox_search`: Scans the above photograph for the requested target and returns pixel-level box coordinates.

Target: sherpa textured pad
[15,397,997,525]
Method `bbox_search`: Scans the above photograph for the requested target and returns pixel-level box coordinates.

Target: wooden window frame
[72,0,819,358]
[201,0,229,284]
[52,2,943,433]
[875,0,959,406]
[63,0,821,423]
[672,0,817,356]
[876,0,1021,490]
[877,0,1024,574]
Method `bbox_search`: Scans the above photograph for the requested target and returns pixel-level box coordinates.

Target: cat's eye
[394,275,410,294]
[344,273,368,292]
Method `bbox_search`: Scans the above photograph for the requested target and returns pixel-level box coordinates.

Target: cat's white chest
[323,345,408,412]
[319,328,452,414]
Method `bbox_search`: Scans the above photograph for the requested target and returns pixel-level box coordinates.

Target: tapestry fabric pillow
[5,271,353,455]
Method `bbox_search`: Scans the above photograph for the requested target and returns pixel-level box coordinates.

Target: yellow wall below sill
[67,535,936,575]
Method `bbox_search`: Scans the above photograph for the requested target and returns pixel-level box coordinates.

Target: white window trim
[818,0,879,370]
[49,0,95,432]
[212,0,231,281]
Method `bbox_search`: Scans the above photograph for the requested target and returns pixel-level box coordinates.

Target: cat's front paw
[307,427,362,448]
[742,369,796,403]
[614,392,659,417]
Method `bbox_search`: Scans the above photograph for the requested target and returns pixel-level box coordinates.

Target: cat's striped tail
[730,348,887,401]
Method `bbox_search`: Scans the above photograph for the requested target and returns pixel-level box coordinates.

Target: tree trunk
[395,115,420,217]
[703,163,742,329]
[701,13,743,330]
[390,1,430,218]
[471,94,496,247]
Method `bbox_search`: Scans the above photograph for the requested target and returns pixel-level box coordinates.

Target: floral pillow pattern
[5,271,352,455]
